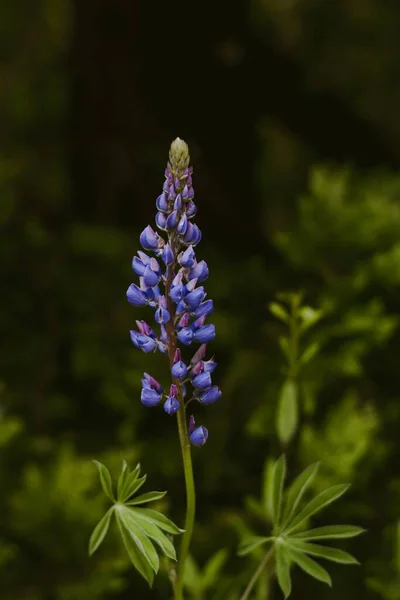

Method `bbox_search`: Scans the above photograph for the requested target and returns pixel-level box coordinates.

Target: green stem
[239,547,274,600]
[164,255,196,600]
[174,401,196,600]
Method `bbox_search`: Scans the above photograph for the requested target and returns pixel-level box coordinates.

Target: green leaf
[117,506,159,573]
[131,507,184,534]
[183,554,202,595]
[132,509,177,561]
[276,380,298,445]
[237,536,272,556]
[117,459,129,499]
[298,307,323,331]
[88,508,113,556]
[281,463,320,530]
[93,460,115,502]
[202,549,229,589]
[285,484,350,535]
[276,544,292,599]
[116,510,155,586]
[126,491,167,505]
[283,543,332,586]
[269,302,290,323]
[271,455,287,527]
[299,342,320,366]
[118,466,145,503]
[261,458,275,519]
[278,336,291,361]
[292,525,365,541]
[287,540,359,564]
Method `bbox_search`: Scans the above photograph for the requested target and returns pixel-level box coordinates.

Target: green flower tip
[169,137,190,170]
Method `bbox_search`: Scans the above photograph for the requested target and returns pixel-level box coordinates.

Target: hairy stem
[165,254,196,600]
[239,547,275,600]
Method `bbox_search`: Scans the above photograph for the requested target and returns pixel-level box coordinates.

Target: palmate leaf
[90,459,182,587]
[238,455,363,598]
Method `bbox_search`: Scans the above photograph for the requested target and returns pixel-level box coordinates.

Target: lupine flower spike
[126,138,221,444]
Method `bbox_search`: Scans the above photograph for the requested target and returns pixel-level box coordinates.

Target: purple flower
[166,210,179,230]
[164,396,180,415]
[189,260,209,282]
[179,245,196,268]
[192,371,212,390]
[193,299,213,318]
[156,192,169,212]
[143,372,163,394]
[126,283,147,306]
[177,327,194,345]
[184,287,206,311]
[140,225,162,251]
[130,331,157,353]
[177,213,188,235]
[141,386,162,407]
[161,243,174,265]
[199,385,221,405]
[126,138,220,434]
[194,324,216,343]
[186,201,197,218]
[155,212,167,230]
[190,426,208,446]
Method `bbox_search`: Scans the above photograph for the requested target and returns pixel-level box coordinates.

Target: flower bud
[161,243,174,265]
[171,360,188,379]
[190,425,208,446]
[156,192,169,212]
[177,213,188,235]
[179,245,196,268]
[140,225,162,250]
[166,210,179,230]
[164,396,180,414]
[169,137,190,171]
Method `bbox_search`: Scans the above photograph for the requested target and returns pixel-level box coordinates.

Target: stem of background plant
[288,296,300,378]
[165,254,196,600]
[239,547,275,600]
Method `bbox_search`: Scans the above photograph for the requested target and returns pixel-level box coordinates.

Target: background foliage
[1,0,400,598]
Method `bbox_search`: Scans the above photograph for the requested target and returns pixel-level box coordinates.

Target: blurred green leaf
[276,380,298,445]
[89,508,113,556]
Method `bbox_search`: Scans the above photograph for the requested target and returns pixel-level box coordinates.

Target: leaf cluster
[89,460,183,586]
[238,456,364,598]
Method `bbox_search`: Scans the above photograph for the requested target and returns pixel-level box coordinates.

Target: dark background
[1,0,400,598]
